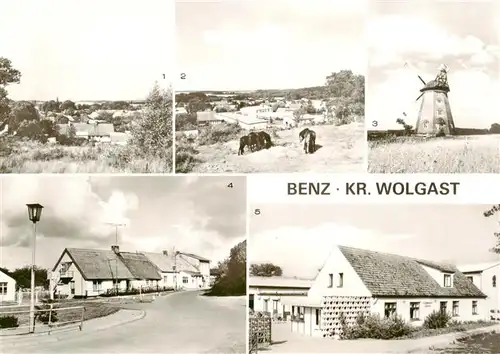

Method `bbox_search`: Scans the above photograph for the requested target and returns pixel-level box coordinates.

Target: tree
[129,83,173,165]
[325,70,365,124]
[250,263,283,277]
[205,240,246,296]
[0,57,21,86]
[9,101,40,132]
[10,266,49,290]
[60,100,76,111]
[41,100,61,113]
[483,204,500,253]
[490,123,500,134]
[293,107,306,125]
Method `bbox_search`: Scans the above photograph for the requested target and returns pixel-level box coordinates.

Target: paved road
[14,291,246,353]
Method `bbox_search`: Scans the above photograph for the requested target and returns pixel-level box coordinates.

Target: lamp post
[26,203,44,334]
[173,251,179,291]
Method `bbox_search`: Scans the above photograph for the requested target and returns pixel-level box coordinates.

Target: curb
[406,325,500,353]
[1,309,146,350]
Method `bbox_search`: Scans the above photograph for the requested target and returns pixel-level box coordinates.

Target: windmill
[406,62,456,136]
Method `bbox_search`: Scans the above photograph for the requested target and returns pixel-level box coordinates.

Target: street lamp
[173,251,179,291]
[26,203,43,334]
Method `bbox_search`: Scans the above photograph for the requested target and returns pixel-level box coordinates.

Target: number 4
[227,183,233,188]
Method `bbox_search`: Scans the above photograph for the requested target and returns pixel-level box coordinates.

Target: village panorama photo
[174,0,366,173]
[248,203,500,353]
[366,0,500,173]
[0,1,174,173]
[0,175,247,354]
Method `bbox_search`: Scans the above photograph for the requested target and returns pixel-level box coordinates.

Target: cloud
[249,222,413,278]
[1,176,138,248]
[367,14,500,129]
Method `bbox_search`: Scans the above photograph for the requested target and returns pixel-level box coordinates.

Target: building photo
[248,203,500,353]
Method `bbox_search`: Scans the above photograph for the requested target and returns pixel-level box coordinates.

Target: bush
[341,312,413,340]
[175,138,201,173]
[0,315,19,328]
[35,299,58,324]
[423,310,451,329]
[198,123,242,145]
[99,286,173,297]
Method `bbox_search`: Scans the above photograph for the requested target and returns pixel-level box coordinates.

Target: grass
[432,330,500,353]
[400,321,497,340]
[0,138,172,173]
[0,301,120,329]
[369,134,500,173]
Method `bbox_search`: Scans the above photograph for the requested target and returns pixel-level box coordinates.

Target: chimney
[111,245,119,254]
[162,250,168,256]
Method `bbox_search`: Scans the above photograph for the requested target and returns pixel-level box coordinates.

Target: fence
[0,303,85,336]
[248,312,272,354]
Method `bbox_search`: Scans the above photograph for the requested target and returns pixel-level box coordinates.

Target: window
[384,302,396,318]
[493,275,497,288]
[92,281,102,292]
[272,300,279,313]
[443,274,452,287]
[410,302,420,320]
[337,273,344,288]
[328,273,333,288]
[472,301,478,315]
[249,294,254,310]
[466,276,473,283]
[440,301,447,314]
[452,301,459,316]
[264,299,269,312]
[315,309,321,326]
[182,277,188,284]
[0,282,7,295]
[163,276,168,283]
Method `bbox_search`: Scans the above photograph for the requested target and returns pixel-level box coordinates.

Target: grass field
[179,123,365,173]
[368,135,500,173]
[0,139,172,173]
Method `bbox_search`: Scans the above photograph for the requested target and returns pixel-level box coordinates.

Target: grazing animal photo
[174,0,366,173]
[299,128,317,154]
[367,0,500,173]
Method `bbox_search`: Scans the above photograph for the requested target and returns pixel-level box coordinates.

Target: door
[70,281,75,295]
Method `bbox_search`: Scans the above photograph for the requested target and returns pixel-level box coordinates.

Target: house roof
[249,276,314,289]
[179,252,210,262]
[118,252,161,280]
[196,111,218,121]
[338,246,486,298]
[72,123,114,136]
[458,261,500,273]
[0,269,15,282]
[142,252,200,274]
[55,248,161,281]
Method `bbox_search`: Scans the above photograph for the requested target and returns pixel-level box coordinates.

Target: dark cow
[238,135,249,155]
[238,132,261,155]
[299,128,316,154]
[257,131,272,149]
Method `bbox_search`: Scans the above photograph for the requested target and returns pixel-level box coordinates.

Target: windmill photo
[412,64,456,136]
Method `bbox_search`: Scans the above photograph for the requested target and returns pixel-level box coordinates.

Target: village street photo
[0,1,174,173]
[367,0,500,173]
[0,175,247,353]
[174,0,365,173]
[248,203,500,353]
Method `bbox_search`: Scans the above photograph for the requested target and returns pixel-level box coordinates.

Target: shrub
[175,138,201,173]
[423,310,451,329]
[198,123,242,145]
[0,315,19,328]
[99,286,173,297]
[35,299,58,324]
[341,312,413,340]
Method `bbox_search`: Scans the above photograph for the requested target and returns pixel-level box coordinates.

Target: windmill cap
[438,64,449,72]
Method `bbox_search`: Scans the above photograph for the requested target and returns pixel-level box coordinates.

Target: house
[283,246,487,337]
[216,113,268,130]
[57,123,115,142]
[197,111,224,126]
[459,261,500,320]
[240,105,272,120]
[49,246,162,298]
[142,251,211,290]
[0,269,17,302]
[249,276,313,320]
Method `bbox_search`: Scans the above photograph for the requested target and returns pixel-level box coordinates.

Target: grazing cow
[238,135,249,155]
[257,131,272,149]
[248,132,260,151]
[300,128,316,154]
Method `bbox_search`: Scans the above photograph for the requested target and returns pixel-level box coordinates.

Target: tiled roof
[249,276,314,288]
[339,246,486,298]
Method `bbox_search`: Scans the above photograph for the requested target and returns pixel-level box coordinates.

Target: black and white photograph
[0,175,247,353]
[174,0,366,173]
[0,1,174,173]
[367,0,500,173]
[248,203,500,353]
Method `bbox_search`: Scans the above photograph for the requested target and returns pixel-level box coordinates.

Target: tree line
[0,266,49,290]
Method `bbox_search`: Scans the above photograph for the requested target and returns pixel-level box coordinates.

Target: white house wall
[249,285,308,318]
[465,266,500,320]
[0,271,16,302]
[308,247,371,299]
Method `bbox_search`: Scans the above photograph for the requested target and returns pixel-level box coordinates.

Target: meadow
[0,138,172,173]
[368,135,500,173]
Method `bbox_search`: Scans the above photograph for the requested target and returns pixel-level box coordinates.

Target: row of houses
[56,123,129,145]
[249,245,500,337]
[48,245,211,298]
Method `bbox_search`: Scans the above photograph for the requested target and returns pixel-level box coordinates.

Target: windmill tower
[414,64,456,136]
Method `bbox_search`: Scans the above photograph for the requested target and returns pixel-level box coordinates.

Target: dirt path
[191,123,365,173]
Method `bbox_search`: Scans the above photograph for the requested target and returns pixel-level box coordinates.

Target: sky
[249,204,500,279]
[0,0,174,101]
[0,175,246,270]
[366,0,500,130]
[175,0,366,91]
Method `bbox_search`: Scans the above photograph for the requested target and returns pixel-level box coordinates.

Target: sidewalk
[266,323,500,353]
[1,309,145,349]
